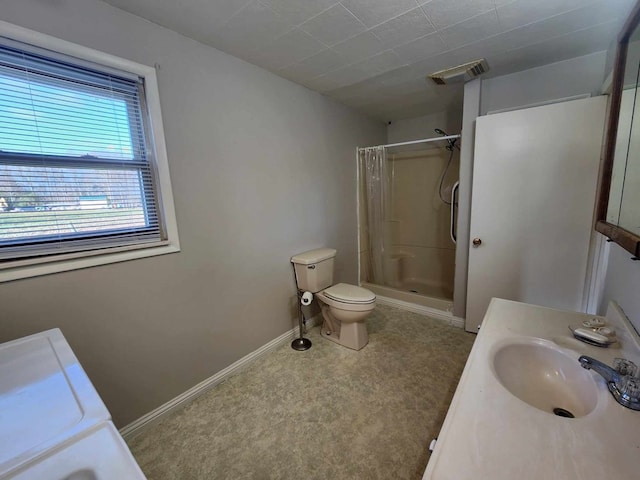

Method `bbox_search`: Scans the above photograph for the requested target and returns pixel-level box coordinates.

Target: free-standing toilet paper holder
[291,289,312,351]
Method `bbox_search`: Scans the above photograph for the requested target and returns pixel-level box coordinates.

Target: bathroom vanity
[423,299,640,480]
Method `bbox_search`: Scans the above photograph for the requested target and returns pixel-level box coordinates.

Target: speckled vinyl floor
[127,304,475,480]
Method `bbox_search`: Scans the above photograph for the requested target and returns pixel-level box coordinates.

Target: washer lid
[0,329,110,476]
[324,283,376,304]
[9,422,145,480]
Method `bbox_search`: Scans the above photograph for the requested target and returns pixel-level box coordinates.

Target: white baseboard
[375,295,465,329]
[119,314,320,441]
[120,300,462,441]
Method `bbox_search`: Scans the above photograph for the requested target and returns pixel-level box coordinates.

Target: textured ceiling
[103,0,635,121]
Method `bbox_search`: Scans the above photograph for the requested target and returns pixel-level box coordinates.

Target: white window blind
[0,40,165,261]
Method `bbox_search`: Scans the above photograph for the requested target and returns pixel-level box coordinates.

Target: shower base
[361,282,453,313]
[397,278,453,299]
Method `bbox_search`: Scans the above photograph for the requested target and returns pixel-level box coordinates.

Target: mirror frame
[595,0,640,258]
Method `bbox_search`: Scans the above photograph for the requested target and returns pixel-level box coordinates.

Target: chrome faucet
[579,356,640,411]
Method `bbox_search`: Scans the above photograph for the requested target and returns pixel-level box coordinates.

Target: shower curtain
[361,146,388,285]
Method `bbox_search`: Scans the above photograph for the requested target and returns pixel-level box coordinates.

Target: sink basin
[491,338,599,417]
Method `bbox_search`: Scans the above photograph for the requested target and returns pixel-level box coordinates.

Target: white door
[465,97,607,332]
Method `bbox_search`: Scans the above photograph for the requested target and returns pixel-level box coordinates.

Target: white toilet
[291,248,376,350]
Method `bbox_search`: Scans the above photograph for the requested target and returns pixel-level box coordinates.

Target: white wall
[381,49,640,337]
[598,39,640,332]
[481,49,640,335]
[387,110,462,144]
[481,51,607,115]
[0,0,385,427]
[453,53,609,323]
[600,243,640,332]
[455,79,481,321]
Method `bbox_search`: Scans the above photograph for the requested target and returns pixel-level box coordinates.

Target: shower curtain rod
[359,134,461,151]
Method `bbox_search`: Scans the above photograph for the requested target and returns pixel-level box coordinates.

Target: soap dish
[568,325,617,347]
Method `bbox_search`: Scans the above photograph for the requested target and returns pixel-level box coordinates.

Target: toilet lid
[324,283,375,304]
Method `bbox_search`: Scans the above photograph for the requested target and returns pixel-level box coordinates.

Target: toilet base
[321,319,368,350]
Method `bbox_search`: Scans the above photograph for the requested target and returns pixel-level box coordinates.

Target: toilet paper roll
[301,291,313,306]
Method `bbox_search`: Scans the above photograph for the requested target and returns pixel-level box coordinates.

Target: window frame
[0,20,180,282]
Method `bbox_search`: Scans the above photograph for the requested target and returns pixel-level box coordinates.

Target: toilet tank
[291,248,337,293]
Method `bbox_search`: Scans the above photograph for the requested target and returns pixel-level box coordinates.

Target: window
[0,23,179,281]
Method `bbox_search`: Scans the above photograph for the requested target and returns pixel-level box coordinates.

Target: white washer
[0,329,145,479]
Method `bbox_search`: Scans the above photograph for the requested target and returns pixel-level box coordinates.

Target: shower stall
[358,132,460,313]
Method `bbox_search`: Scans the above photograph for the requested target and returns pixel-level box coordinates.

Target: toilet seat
[322,283,375,305]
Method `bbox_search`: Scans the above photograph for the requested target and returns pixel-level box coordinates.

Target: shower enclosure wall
[359,142,459,312]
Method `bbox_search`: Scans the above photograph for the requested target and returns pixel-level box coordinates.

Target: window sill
[0,242,180,283]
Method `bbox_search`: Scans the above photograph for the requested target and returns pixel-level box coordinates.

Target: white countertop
[423,299,640,480]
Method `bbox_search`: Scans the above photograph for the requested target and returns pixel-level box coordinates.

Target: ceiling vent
[428,59,489,85]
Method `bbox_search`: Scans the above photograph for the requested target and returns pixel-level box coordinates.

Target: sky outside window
[0,72,134,159]
[0,70,147,240]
